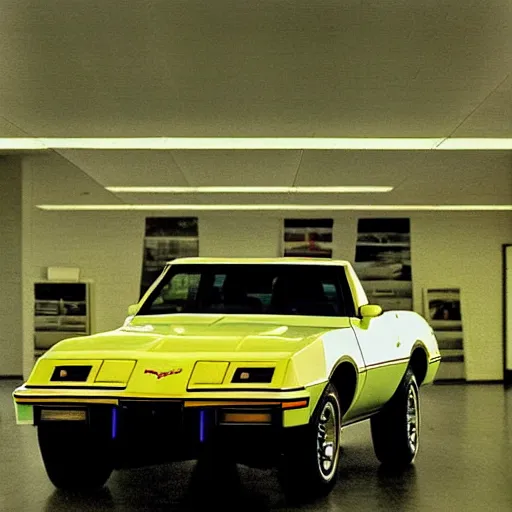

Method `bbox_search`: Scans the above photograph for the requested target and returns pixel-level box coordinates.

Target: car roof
[168,257,350,266]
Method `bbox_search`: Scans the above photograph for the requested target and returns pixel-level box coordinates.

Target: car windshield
[137,263,353,317]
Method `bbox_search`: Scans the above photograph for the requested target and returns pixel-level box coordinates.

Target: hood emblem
[144,368,183,379]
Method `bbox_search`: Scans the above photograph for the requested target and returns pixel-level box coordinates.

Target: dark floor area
[1,380,511,511]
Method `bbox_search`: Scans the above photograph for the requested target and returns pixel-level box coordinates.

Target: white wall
[411,213,511,381]
[19,164,512,381]
[0,157,22,376]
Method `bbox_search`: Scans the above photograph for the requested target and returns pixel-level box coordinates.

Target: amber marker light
[221,412,272,424]
[282,399,309,409]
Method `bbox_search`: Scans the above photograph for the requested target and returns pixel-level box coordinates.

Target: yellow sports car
[13,258,440,500]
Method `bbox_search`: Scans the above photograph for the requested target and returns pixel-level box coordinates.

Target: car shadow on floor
[42,445,418,512]
[42,457,274,512]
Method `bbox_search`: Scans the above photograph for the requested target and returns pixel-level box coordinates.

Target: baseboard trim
[434,379,505,385]
[434,379,466,384]
[466,379,504,385]
[0,375,23,380]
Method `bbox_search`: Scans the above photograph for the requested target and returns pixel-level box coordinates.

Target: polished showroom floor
[1,380,511,512]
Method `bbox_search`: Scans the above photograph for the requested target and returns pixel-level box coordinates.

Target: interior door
[505,245,512,382]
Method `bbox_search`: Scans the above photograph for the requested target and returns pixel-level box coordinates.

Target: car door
[348,311,410,416]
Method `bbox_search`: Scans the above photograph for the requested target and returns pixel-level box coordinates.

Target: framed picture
[353,218,412,311]
[423,287,465,380]
[282,219,333,258]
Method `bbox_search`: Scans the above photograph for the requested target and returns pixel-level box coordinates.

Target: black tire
[370,368,420,468]
[278,383,342,502]
[38,421,114,491]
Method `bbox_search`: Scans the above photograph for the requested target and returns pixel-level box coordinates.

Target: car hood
[50,313,352,357]
[28,314,352,393]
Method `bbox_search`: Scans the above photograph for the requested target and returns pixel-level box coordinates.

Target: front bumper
[13,384,312,423]
[13,386,313,468]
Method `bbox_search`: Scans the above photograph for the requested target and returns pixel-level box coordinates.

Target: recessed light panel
[106,186,394,193]
[36,204,512,211]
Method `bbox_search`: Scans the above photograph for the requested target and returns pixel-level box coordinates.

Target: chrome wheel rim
[317,401,338,480]
[406,385,419,454]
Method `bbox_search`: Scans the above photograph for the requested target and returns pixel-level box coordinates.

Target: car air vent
[51,365,92,382]
[232,367,275,383]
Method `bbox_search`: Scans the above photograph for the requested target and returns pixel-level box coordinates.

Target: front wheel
[38,421,114,491]
[370,368,420,468]
[278,384,342,502]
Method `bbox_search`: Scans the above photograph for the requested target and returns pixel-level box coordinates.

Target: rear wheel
[38,421,114,490]
[370,368,420,467]
[278,384,342,502]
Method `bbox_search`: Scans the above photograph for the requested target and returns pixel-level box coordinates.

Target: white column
[0,157,23,376]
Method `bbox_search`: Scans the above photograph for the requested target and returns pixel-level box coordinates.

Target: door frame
[503,244,512,387]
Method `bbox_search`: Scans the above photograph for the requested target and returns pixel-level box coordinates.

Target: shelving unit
[34,281,91,360]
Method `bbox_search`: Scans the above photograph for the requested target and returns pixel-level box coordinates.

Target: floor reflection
[44,487,115,512]
[375,465,418,510]
[2,383,511,512]
[41,444,419,512]
[43,456,274,512]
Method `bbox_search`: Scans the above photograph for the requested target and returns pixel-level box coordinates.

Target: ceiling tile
[171,150,303,186]
[0,0,510,138]
[56,150,189,187]
[25,153,121,204]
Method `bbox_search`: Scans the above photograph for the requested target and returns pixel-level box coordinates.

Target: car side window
[150,273,201,312]
[337,267,357,317]
[318,278,342,315]
[322,282,337,301]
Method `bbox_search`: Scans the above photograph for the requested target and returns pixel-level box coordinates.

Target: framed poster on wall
[140,217,199,297]
[423,287,465,381]
[282,219,333,258]
[353,218,413,311]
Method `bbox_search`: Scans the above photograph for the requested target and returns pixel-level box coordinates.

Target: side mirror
[359,304,383,318]
[127,304,139,316]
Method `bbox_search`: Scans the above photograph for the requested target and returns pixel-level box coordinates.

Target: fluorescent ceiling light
[106,186,394,193]
[36,204,512,211]
[437,138,512,150]
[1,137,443,150]
[0,138,48,150]
[1,137,511,150]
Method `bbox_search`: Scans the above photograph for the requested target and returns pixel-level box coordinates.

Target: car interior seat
[269,275,337,316]
[219,275,263,313]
